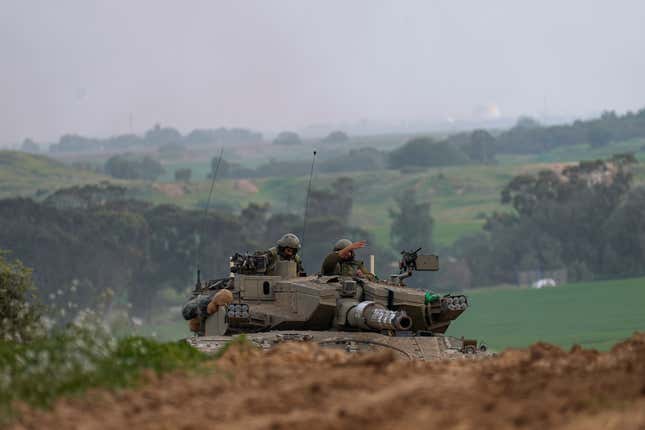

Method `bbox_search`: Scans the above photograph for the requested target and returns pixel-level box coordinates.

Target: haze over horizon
[2,0,645,144]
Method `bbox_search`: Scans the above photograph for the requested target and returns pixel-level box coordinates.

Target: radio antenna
[195,147,224,290]
[300,150,317,261]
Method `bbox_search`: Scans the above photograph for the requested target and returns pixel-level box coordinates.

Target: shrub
[0,252,44,343]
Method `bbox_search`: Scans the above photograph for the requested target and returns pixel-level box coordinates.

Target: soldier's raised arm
[337,240,367,259]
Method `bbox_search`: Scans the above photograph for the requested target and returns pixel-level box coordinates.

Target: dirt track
[10,333,645,430]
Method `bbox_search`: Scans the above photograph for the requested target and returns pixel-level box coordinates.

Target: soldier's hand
[350,240,367,250]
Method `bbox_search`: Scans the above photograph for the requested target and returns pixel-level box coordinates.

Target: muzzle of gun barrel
[347,301,412,331]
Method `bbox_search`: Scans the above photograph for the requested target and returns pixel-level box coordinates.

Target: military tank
[182,249,487,360]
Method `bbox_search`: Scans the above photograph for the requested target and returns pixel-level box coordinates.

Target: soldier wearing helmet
[263,233,304,275]
[320,238,375,280]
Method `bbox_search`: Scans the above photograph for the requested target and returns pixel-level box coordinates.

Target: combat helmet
[276,233,301,249]
[334,238,352,251]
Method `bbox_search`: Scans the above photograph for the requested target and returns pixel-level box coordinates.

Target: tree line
[45,124,263,153]
[451,154,645,286]
[495,109,645,154]
[0,179,404,317]
[28,126,350,154]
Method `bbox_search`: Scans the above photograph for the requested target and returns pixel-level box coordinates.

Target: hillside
[130,157,645,248]
[0,151,109,199]
[5,138,645,250]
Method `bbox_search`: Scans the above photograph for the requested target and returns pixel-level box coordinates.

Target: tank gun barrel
[346,301,412,331]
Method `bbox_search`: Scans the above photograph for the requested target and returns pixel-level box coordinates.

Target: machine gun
[391,248,439,285]
[229,252,269,275]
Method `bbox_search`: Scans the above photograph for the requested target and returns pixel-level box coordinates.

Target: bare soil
[10,333,645,430]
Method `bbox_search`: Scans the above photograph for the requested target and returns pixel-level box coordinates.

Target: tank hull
[186,330,488,360]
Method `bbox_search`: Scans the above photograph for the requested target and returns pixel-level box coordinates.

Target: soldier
[261,233,305,275]
[181,279,232,334]
[320,238,376,280]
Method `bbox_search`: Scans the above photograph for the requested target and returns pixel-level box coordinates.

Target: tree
[603,186,645,274]
[50,134,98,153]
[322,130,349,143]
[514,116,541,129]
[389,188,433,252]
[209,157,232,179]
[272,131,302,145]
[389,137,470,169]
[239,203,270,249]
[185,128,263,145]
[104,154,165,181]
[264,213,301,245]
[308,177,354,223]
[144,124,182,146]
[587,126,611,147]
[105,155,139,179]
[20,138,40,153]
[140,156,165,180]
[460,129,496,163]
[318,147,388,173]
[174,168,192,183]
[105,134,142,150]
[44,184,127,209]
[458,156,640,285]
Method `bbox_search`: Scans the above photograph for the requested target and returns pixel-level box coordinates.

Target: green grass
[433,221,484,246]
[447,277,645,351]
[0,151,110,199]
[497,137,645,165]
[0,327,209,423]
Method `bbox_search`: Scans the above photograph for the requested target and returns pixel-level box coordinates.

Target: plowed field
[10,333,645,430]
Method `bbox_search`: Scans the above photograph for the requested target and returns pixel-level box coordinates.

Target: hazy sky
[2,0,645,143]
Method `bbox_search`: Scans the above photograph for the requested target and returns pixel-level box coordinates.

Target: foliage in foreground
[0,250,210,424]
[0,329,207,422]
[0,252,44,343]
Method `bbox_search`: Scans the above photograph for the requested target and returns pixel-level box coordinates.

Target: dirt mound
[10,333,645,430]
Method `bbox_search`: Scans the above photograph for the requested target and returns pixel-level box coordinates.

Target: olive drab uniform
[320,252,375,280]
[264,246,304,275]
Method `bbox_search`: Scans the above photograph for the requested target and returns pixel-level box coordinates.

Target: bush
[104,154,165,181]
[0,252,44,343]
[174,168,192,183]
[0,329,207,421]
[389,137,470,169]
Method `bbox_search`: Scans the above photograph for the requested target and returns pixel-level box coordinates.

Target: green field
[0,151,110,199]
[448,277,645,351]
